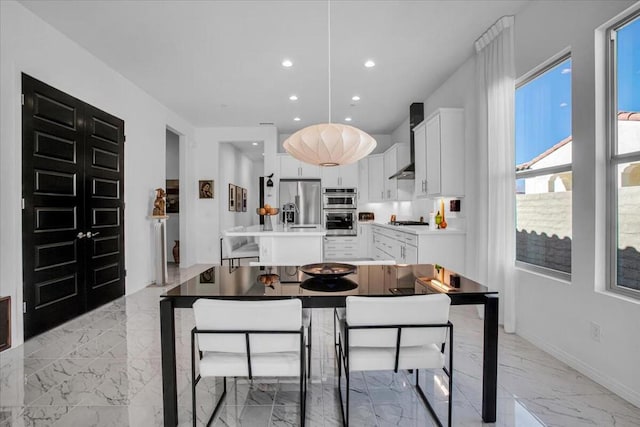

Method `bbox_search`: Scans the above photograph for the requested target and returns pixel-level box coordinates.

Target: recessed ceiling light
[294,117,301,121]
[364,60,375,68]
[352,95,360,101]
[252,142,259,146]
[345,117,352,122]
[282,59,293,67]
[289,95,298,101]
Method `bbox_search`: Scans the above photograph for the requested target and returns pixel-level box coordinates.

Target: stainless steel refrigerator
[279,179,321,225]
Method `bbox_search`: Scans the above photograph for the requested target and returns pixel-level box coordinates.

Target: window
[608,12,640,296]
[515,54,572,278]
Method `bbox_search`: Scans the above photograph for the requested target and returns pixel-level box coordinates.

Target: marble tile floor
[1,266,639,426]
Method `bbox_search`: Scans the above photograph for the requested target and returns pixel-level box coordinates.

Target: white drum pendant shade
[283,123,376,166]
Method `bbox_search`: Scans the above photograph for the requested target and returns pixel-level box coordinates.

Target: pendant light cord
[328,0,331,124]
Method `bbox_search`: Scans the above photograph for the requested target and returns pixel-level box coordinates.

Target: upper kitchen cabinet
[321,162,358,188]
[358,159,369,203]
[420,108,465,197]
[414,121,428,198]
[367,154,385,201]
[278,153,321,178]
[384,143,412,201]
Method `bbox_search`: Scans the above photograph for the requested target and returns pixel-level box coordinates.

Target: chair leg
[307,310,312,378]
[192,375,197,427]
[336,341,349,427]
[206,377,227,427]
[416,368,454,427]
[300,339,307,427]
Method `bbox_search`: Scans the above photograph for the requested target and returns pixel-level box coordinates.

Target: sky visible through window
[515,16,640,167]
[617,16,640,113]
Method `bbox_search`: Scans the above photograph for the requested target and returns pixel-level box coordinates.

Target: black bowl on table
[299,263,357,280]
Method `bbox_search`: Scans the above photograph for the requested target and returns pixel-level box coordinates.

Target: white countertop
[368,222,466,235]
[224,224,327,237]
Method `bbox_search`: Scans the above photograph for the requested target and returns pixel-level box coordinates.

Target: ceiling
[20,0,530,137]
[225,140,264,162]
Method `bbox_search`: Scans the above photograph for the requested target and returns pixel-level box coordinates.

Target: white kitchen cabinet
[413,120,428,198]
[321,163,358,188]
[383,144,413,201]
[424,108,465,197]
[358,159,369,204]
[357,223,372,258]
[324,236,359,260]
[402,241,418,264]
[278,154,321,178]
[367,154,385,202]
[383,146,399,200]
[371,225,417,264]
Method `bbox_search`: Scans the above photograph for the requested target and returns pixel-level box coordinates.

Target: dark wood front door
[22,74,125,338]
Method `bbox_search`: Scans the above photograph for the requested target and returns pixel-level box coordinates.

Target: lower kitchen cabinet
[371,225,417,264]
[357,223,372,258]
[324,236,358,260]
[371,224,466,273]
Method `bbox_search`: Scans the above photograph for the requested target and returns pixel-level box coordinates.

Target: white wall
[0,0,196,346]
[192,127,277,264]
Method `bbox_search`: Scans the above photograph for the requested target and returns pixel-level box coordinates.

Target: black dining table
[160,264,499,426]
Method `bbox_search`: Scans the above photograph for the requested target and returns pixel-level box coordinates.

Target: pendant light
[283,0,376,166]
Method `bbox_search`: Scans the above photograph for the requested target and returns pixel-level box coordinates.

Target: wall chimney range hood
[389,102,424,180]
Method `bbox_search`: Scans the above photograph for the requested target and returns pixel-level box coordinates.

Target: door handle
[77,232,86,239]
[87,231,100,238]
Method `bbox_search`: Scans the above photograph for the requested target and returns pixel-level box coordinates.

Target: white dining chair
[335,294,453,427]
[191,298,306,426]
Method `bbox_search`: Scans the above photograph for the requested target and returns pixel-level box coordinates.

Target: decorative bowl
[300,263,357,279]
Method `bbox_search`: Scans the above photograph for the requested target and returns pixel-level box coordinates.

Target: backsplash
[359,197,466,230]
[358,201,413,223]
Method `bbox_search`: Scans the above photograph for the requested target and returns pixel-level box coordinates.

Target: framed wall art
[228,184,236,211]
[199,180,213,199]
[242,188,247,212]
[235,186,242,212]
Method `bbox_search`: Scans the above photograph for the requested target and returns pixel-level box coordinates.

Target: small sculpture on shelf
[152,188,166,216]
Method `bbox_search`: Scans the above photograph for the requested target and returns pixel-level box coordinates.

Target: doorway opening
[218,141,264,263]
[166,129,180,266]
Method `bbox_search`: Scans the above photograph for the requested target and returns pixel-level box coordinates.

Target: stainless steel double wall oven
[323,188,357,236]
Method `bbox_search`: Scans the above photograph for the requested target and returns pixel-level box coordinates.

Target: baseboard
[517,327,640,408]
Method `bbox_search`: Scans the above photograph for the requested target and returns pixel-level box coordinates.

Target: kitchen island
[225,224,326,265]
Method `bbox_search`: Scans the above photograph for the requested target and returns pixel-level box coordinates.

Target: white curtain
[474,16,516,333]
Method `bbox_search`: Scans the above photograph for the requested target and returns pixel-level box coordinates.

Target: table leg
[160,298,178,426]
[482,294,499,422]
